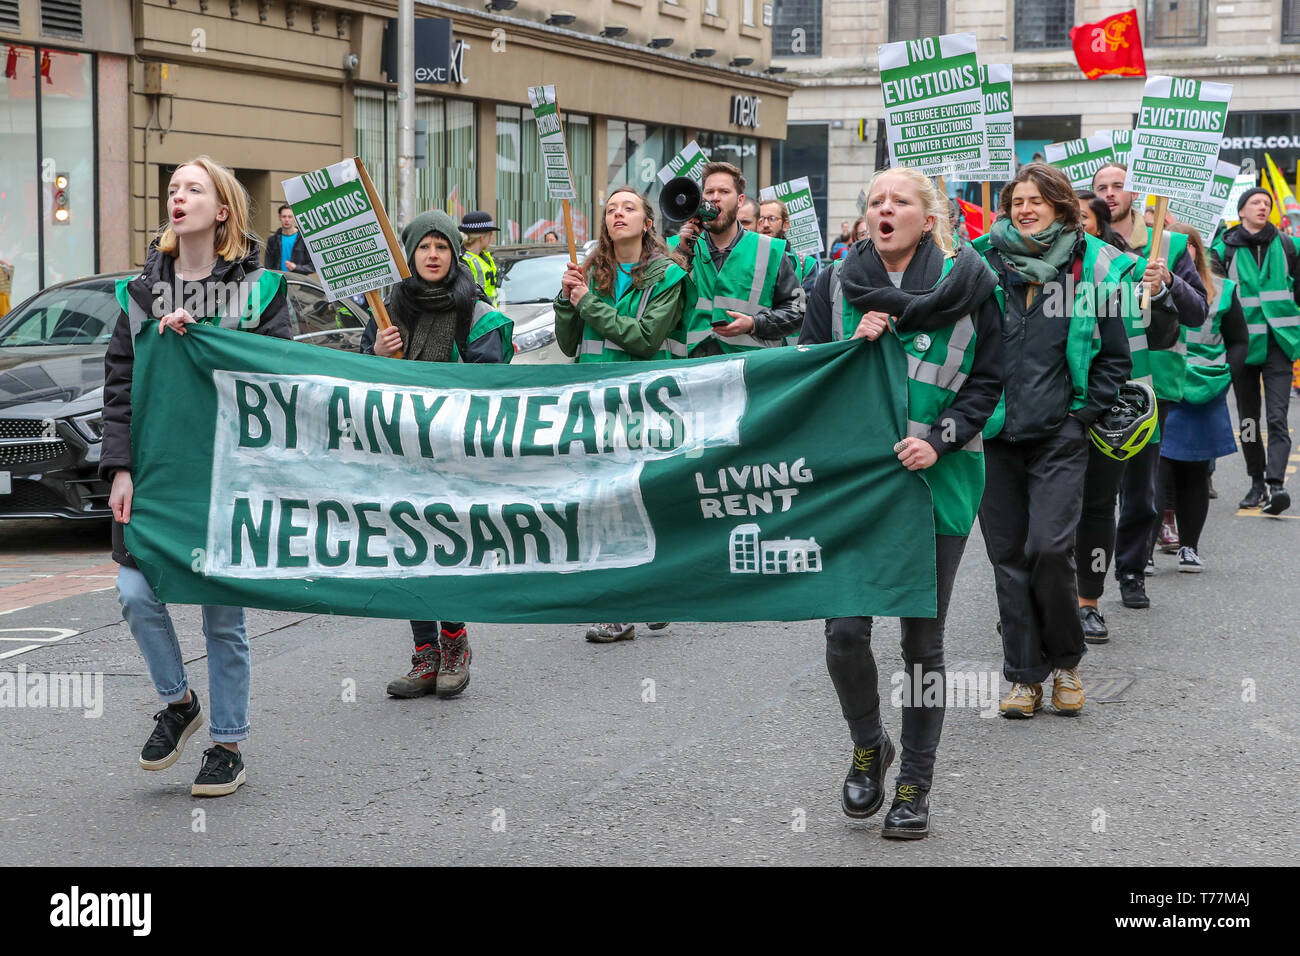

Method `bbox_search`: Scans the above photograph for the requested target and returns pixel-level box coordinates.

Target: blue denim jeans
[115,565,251,743]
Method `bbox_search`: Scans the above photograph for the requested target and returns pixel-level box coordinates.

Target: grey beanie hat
[400,209,463,268]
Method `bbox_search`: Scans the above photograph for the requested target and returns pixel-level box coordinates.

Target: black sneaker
[1119,572,1149,609]
[140,692,203,771]
[1263,484,1291,516]
[1079,605,1109,644]
[192,745,246,797]
[1239,480,1267,509]
[881,784,931,840]
[646,622,670,631]
[841,735,895,819]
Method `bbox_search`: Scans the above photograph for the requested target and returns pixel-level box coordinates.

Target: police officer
[460,210,502,307]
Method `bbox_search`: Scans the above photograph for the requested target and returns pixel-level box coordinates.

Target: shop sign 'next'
[731,94,761,129]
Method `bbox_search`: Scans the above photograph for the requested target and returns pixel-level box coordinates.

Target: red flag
[956,199,990,238]
[1069,9,1146,80]
[4,46,18,80]
[40,49,52,84]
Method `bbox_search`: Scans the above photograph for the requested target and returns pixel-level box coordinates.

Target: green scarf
[989,218,1078,285]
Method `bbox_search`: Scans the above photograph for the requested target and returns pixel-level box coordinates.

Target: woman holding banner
[366,209,514,701]
[971,163,1132,718]
[554,185,690,644]
[105,156,293,798]
[800,167,1003,839]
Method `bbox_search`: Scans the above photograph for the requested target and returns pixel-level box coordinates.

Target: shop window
[1146,0,1207,46]
[771,0,821,56]
[606,120,685,208]
[1284,0,1300,43]
[1015,0,1074,50]
[696,132,759,195]
[497,104,592,245]
[0,42,95,304]
[888,0,943,42]
[353,88,477,224]
[40,0,82,39]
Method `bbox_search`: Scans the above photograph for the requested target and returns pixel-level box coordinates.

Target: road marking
[0,645,41,661]
[1235,508,1300,521]
[0,627,81,663]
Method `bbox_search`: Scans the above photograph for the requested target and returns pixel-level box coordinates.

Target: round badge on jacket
[915,333,932,352]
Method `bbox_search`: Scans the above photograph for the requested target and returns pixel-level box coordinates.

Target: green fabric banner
[126,328,938,623]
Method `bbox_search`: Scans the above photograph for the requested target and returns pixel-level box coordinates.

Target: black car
[0,270,366,520]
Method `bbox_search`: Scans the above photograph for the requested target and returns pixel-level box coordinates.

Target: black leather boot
[1238,480,1267,509]
[882,784,931,839]
[841,735,894,818]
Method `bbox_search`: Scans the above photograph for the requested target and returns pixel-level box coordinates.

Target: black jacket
[264,228,315,273]
[985,237,1132,441]
[101,246,293,566]
[1135,238,1209,334]
[801,243,1004,458]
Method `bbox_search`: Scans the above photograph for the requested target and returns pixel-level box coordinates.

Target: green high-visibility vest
[462,248,500,306]
[1134,231,1191,402]
[972,232,1136,440]
[1117,250,1153,390]
[1181,279,1234,406]
[670,230,787,354]
[574,260,693,363]
[1211,232,1300,364]
[114,268,284,344]
[826,256,988,536]
[450,299,514,363]
[782,247,818,346]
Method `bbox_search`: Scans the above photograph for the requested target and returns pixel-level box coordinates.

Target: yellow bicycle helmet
[1089,381,1159,461]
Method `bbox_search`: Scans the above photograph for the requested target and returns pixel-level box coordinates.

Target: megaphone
[659,176,720,228]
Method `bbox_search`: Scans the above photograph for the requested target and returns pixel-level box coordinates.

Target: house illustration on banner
[729,523,823,575]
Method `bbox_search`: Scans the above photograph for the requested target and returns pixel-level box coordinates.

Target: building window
[1146,0,1207,46]
[696,131,760,193]
[1284,0,1300,43]
[1015,0,1074,50]
[497,105,592,244]
[771,0,821,56]
[705,0,719,14]
[773,122,829,245]
[743,0,755,26]
[0,42,96,303]
[354,89,478,225]
[888,0,943,42]
[607,120,684,207]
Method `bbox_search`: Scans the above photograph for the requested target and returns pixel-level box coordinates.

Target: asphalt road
[1,451,1297,866]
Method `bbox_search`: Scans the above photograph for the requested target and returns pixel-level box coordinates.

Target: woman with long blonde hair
[103,155,292,798]
[800,166,1003,839]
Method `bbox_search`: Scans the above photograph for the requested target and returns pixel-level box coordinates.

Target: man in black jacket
[264,203,315,274]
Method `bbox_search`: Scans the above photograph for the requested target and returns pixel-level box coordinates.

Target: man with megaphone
[663,161,805,355]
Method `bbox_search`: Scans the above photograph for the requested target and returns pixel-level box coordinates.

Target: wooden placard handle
[354,158,411,281]
[562,199,578,265]
[981,181,992,236]
[1141,195,1170,310]
[365,289,403,360]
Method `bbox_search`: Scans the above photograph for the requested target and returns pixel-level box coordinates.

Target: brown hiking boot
[436,628,472,699]
[1000,682,1043,718]
[386,643,440,698]
[585,623,635,643]
[1051,667,1085,715]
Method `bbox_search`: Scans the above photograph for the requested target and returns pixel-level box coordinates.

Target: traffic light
[52,172,70,225]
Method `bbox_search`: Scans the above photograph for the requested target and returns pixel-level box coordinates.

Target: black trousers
[1159,457,1211,550]
[411,621,464,647]
[979,418,1090,685]
[824,534,967,788]
[1114,403,1170,577]
[1231,333,1294,485]
[1076,442,1126,600]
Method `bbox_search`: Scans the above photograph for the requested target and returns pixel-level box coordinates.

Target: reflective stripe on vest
[578,276,662,359]
[1221,234,1300,362]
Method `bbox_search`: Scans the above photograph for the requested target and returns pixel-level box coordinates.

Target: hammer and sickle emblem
[1104,15,1132,51]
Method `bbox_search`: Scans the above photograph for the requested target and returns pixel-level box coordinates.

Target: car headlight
[68,412,104,443]
[513,327,556,354]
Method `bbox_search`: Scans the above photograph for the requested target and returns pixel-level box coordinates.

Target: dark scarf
[389,277,461,363]
[839,236,998,332]
[1223,223,1279,267]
